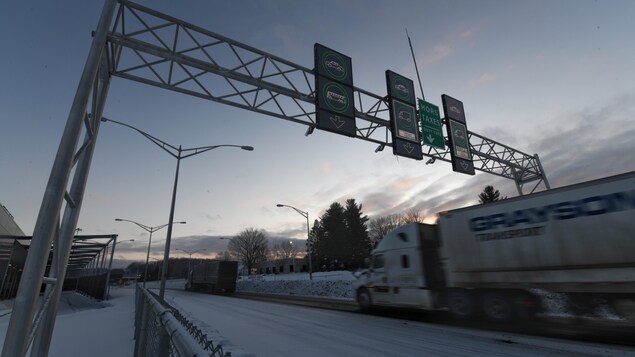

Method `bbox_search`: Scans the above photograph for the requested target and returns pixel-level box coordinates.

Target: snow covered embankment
[236,271,356,300]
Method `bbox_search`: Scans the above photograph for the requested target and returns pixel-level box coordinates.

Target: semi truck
[353,171,635,321]
[185,261,238,293]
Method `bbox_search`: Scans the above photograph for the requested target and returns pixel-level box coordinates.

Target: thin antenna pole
[406,28,426,101]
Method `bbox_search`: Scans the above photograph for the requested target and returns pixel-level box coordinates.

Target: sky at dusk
[1,0,634,267]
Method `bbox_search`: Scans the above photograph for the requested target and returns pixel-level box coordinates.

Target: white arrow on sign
[330,115,346,129]
[460,161,470,170]
[403,142,414,154]
[426,134,435,143]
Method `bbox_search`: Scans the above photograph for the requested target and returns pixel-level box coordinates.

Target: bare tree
[271,240,300,260]
[400,207,424,224]
[227,228,269,275]
[368,214,401,245]
[368,208,425,245]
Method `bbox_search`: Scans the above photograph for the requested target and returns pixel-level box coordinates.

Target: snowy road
[164,290,635,357]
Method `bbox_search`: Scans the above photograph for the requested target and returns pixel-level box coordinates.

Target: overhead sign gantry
[2,1,551,356]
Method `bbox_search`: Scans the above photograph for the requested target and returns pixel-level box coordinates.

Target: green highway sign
[418,99,444,150]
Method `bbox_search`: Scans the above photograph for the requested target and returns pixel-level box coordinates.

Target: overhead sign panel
[315,43,353,86]
[418,99,445,150]
[386,70,415,106]
[316,76,355,118]
[443,94,474,175]
[393,138,423,160]
[386,70,422,160]
[314,43,356,137]
[452,157,475,175]
[441,94,466,123]
[316,109,356,137]
[448,119,470,160]
[391,99,419,143]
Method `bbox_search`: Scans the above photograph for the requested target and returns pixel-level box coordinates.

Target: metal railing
[134,285,230,356]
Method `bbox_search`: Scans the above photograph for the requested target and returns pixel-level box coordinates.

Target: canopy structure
[0,234,118,300]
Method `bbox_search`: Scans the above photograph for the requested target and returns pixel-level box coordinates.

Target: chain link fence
[134,285,230,356]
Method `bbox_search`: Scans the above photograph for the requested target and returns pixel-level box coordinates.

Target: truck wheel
[482,292,513,322]
[448,290,475,320]
[357,288,373,310]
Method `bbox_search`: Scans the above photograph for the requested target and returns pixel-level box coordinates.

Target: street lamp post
[102,117,254,299]
[290,241,296,273]
[115,218,186,287]
[174,248,207,275]
[103,238,134,299]
[276,204,312,280]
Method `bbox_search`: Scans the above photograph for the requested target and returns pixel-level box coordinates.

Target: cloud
[250,92,635,244]
[152,235,231,257]
[388,176,418,191]
[269,225,307,238]
[203,213,222,221]
[322,93,635,223]
[478,126,517,146]
[468,72,497,89]
[320,161,334,174]
[420,27,478,67]
[532,93,635,187]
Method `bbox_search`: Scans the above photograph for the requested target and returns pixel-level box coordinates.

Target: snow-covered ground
[0,272,355,356]
[0,271,631,356]
[164,290,635,357]
[0,287,135,356]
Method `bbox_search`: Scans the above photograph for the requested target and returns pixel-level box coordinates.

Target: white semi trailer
[353,171,635,321]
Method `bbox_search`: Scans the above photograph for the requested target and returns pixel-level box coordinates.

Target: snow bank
[237,279,355,299]
[236,271,356,300]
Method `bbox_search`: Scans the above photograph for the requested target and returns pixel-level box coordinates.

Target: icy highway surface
[164,290,635,357]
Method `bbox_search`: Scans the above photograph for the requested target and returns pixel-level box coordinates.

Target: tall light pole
[174,248,207,275]
[115,218,186,287]
[102,117,254,299]
[276,204,312,280]
[290,241,296,273]
[103,238,134,299]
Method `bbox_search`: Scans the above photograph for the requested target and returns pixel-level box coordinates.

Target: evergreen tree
[309,199,372,271]
[478,185,505,203]
[319,202,347,269]
[308,219,323,271]
[343,199,371,269]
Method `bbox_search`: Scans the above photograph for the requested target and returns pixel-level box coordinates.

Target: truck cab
[354,223,445,310]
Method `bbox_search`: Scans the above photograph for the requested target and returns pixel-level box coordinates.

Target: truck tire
[482,292,513,322]
[357,288,373,310]
[447,290,475,320]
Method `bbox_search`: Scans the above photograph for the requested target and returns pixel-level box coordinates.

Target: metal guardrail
[134,285,230,356]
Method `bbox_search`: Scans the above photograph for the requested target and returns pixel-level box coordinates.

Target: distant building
[0,203,25,236]
[0,203,26,299]
[254,257,307,275]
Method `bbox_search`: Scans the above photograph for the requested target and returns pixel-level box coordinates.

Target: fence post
[134,295,149,357]
[157,315,170,357]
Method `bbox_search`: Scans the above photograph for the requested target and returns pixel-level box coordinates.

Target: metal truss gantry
[3,0,549,356]
[105,0,550,194]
